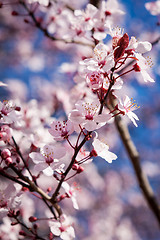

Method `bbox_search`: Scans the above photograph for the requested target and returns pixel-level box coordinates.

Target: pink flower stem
[66,138,75,149]
[12,136,33,175]
[65,172,77,181]
[115,68,134,80]
[75,129,82,148]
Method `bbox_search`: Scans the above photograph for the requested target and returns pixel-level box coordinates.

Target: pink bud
[12,11,19,16]
[29,216,37,222]
[77,166,84,173]
[90,149,98,157]
[133,63,141,72]
[1,149,11,159]
[5,157,12,165]
[19,230,27,236]
[72,164,79,171]
[59,194,66,201]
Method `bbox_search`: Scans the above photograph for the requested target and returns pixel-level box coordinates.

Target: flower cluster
[0,0,157,239]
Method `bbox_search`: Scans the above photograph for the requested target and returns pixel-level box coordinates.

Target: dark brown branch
[0,168,30,189]
[110,97,160,225]
[89,0,101,8]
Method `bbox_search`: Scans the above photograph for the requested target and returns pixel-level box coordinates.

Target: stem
[50,132,92,202]
[15,216,45,240]
[0,168,30,189]
[115,68,134,80]
[98,81,114,115]
[66,138,75,149]
[110,96,160,226]
[12,136,34,181]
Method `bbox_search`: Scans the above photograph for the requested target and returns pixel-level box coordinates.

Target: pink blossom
[145,1,160,16]
[128,37,152,54]
[92,0,125,40]
[0,217,21,240]
[0,100,21,124]
[80,43,114,73]
[69,99,111,131]
[29,144,66,176]
[118,95,139,127]
[62,182,79,209]
[49,120,74,141]
[92,138,117,163]
[74,4,98,31]
[49,214,75,240]
[133,53,154,83]
[28,0,49,6]
[0,182,21,218]
[0,125,12,142]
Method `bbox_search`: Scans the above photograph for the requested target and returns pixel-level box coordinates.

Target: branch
[89,0,101,8]
[110,97,160,225]
[19,0,94,48]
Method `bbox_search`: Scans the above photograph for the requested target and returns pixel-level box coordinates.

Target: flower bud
[5,157,12,165]
[72,164,79,171]
[1,149,11,159]
[77,166,84,173]
[29,216,37,222]
[19,230,27,236]
[90,149,98,157]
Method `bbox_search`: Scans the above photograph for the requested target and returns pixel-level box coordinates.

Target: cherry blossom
[118,95,139,127]
[92,0,125,40]
[0,216,21,240]
[49,120,74,141]
[0,0,158,239]
[0,182,21,218]
[69,99,111,131]
[49,214,75,240]
[28,0,49,7]
[92,138,117,163]
[145,1,160,16]
[80,43,114,73]
[0,100,21,124]
[62,182,79,210]
[74,4,98,32]
[128,37,152,54]
[133,53,154,83]
[0,125,12,142]
[29,144,66,176]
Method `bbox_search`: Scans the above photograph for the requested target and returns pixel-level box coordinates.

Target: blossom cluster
[0,0,158,239]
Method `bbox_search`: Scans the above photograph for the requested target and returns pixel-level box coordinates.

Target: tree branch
[89,0,101,8]
[110,97,160,225]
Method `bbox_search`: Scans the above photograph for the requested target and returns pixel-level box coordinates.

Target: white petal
[43,166,53,176]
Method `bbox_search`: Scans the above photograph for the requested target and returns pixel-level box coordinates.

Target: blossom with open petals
[29,144,66,176]
[133,53,154,83]
[62,182,79,210]
[0,100,21,124]
[92,138,117,163]
[118,95,139,127]
[69,99,111,131]
[49,120,74,141]
[80,43,114,73]
[49,214,75,240]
